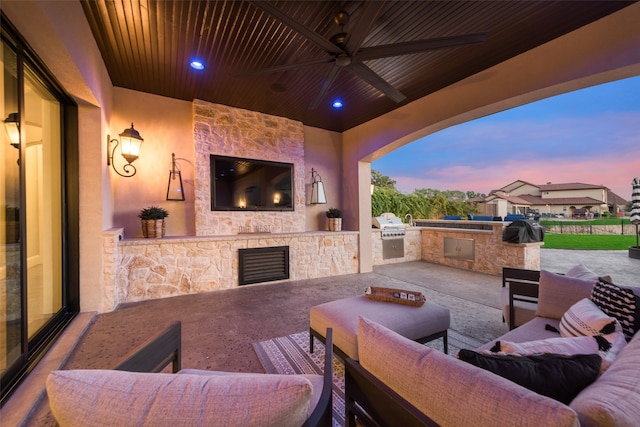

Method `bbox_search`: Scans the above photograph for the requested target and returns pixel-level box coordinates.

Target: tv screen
[210,155,294,211]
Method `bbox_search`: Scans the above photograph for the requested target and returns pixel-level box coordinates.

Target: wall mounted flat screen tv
[210,155,294,211]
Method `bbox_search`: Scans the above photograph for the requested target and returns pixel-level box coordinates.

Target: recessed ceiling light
[190,60,205,70]
[332,99,344,109]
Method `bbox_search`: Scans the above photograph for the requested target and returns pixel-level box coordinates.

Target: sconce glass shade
[4,112,20,148]
[108,122,144,177]
[118,123,143,164]
[166,153,185,201]
[310,168,327,204]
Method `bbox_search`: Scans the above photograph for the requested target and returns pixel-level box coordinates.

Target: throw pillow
[536,270,595,320]
[559,298,620,340]
[566,264,612,283]
[495,333,627,372]
[457,350,601,404]
[590,277,640,342]
[46,370,312,427]
[497,336,600,356]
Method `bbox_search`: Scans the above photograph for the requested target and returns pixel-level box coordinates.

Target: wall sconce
[4,112,20,148]
[166,152,185,201]
[310,168,327,204]
[107,123,144,177]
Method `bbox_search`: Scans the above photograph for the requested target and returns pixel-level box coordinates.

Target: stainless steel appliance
[372,213,406,259]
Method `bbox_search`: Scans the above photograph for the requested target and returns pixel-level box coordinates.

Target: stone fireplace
[193,100,306,235]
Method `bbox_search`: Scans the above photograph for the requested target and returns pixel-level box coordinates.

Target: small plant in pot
[326,207,342,232]
[138,206,169,238]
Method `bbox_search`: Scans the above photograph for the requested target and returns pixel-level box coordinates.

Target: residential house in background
[480,180,628,218]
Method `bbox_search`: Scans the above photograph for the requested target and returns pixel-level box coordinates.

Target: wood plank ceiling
[80,1,633,132]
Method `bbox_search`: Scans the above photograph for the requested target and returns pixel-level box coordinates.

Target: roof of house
[518,195,605,206]
[607,190,628,205]
[538,182,606,191]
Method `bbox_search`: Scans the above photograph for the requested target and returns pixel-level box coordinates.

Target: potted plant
[326,207,342,232]
[138,206,169,238]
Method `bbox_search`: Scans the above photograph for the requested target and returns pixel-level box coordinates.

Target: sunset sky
[372,75,640,201]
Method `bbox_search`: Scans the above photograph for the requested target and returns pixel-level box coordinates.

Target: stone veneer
[103,229,359,311]
[193,100,305,235]
[420,222,541,276]
[102,222,539,311]
[371,228,422,265]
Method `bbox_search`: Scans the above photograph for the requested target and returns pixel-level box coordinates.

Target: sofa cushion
[46,369,312,427]
[590,278,640,342]
[177,369,324,418]
[357,317,579,427]
[559,298,620,339]
[536,271,596,320]
[570,332,640,426]
[458,350,601,404]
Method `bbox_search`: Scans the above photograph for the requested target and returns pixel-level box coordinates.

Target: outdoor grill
[373,214,406,259]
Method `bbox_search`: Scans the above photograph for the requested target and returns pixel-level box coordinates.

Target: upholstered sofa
[345,267,640,427]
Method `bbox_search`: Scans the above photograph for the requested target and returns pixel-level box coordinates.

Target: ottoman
[310,294,450,360]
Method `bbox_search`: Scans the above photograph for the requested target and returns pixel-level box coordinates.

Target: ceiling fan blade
[356,33,488,61]
[344,1,387,54]
[347,62,406,103]
[236,58,334,78]
[309,65,342,110]
[249,1,344,55]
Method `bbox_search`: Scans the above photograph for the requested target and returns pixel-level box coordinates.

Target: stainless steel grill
[373,214,406,240]
[373,214,406,259]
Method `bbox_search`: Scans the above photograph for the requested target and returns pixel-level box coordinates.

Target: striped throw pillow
[591,278,640,342]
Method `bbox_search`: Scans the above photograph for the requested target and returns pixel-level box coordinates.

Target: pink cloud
[394,155,638,200]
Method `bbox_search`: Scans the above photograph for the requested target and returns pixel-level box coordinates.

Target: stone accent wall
[420,224,541,276]
[102,229,124,312]
[371,228,421,265]
[106,232,359,309]
[544,224,638,235]
[193,100,305,236]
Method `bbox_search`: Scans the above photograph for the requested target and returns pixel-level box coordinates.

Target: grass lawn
[542,233,639,250]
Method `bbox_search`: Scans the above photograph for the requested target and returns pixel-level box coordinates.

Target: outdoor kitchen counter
[416,221,541,276]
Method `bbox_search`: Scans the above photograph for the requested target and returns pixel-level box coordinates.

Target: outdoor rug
[252,329,485,427]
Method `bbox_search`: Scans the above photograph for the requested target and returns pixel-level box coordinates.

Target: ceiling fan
[244,1,487,109]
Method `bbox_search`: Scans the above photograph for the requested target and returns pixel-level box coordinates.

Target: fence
[543,221,637,235]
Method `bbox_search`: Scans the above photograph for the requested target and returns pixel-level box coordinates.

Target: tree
[466,191,487,199]
[371,170,396,190]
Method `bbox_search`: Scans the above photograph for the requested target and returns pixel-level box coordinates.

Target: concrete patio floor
[4,248,638,426]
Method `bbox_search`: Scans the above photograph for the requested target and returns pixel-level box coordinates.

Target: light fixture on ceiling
[190,59,205,70]
[310,168,327,204]
[166,152,185,201]
[107,123,144,178]
[332,99,343,109]
[4,112,20,148]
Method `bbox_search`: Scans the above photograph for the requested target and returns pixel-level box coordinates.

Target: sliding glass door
[1,17,78,404]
